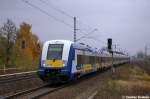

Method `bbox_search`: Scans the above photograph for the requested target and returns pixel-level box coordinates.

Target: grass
[93,63,150,99]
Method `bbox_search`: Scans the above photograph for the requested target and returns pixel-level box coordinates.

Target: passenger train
[38,40,129,83]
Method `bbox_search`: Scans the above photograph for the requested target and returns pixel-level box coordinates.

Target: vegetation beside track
[0,19,41,75]
[93,62,150,99]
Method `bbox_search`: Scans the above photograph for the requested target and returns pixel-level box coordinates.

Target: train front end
[38,40,74,83]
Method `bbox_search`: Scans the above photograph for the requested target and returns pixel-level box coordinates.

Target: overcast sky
[0,0,150,55]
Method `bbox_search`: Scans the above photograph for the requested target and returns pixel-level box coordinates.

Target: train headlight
[62,60,67,66]
[41,60,46,67]
[43,63,46,66]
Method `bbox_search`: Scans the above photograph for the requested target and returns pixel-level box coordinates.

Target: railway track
[1,83,67,99]
[1,84,48,99]
[0,71,37,84]
[1,73,94,99]
[29,85,67,99]
[0,65,123,99]
[0,72,105,99]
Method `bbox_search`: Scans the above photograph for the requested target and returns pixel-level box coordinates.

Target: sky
[0,0,150,56]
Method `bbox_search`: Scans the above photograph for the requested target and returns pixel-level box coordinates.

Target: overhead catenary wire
[76,19,94,33]
[76,28,98,42]
[22,0,98,39]
[22,0,73,28]
[39,0,101,37]
[22,0,110,48]
[39,0,74,19]
[86,36,107,45]
[39,0,94,31]
[76,27,109,46]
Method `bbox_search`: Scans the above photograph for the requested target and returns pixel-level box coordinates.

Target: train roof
[44,40,129,58]
[44,40,97,53]
[44,40,74,45]
[73,43,97,52]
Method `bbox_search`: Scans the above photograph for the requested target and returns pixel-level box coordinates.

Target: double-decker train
[38,40,129,83]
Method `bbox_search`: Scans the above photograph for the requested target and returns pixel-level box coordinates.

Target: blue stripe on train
[66,44,74,80]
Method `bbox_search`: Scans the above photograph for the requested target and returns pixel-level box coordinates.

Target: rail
[1,84,48,99]
[1,84,67,99]
[0,71,37,84]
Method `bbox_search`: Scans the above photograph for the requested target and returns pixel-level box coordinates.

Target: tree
[32,34,41,59]
[0,19,17,66]
[15,22,41,69]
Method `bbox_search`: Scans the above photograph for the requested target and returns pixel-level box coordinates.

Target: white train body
[38,40,129,83]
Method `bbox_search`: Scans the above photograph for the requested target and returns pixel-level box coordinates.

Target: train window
[99,57,102,63]
[93,56,96,64]
[90,56,96,64]
[47,44,63,60]
[77,55,82,64]
[96,57,99,63]
[77,55,91,64]
[89,56,93,64]
[101,57,106,63]
[84,56,90,64]
[77,55,103,64]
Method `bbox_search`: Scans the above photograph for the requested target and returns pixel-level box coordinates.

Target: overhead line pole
[74,17,77,42]
[145,45,147,61]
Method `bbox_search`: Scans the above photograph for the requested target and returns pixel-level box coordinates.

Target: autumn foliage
[0,19,41,70]
[14,22,41,69]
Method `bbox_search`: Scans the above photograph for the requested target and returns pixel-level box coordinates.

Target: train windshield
[47,44,63,60]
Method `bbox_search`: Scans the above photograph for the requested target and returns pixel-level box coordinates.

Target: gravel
[40,68,116,99]
[0,77,44,96]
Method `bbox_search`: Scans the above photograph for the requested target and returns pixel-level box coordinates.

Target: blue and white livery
[38,40,129,83]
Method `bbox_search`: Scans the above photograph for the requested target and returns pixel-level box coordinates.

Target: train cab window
[47,44,63,60]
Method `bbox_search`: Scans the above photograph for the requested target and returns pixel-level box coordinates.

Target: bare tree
[0,19,17,66]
